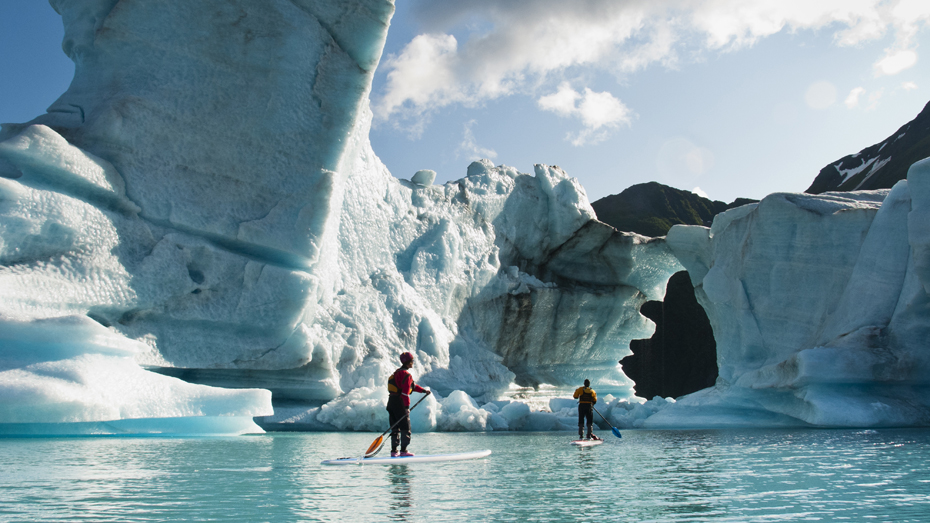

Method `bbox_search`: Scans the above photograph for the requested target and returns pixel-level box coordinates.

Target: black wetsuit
[573,386,597,438]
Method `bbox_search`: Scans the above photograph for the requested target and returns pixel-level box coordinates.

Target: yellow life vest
[387,370,413,395]
[574,386,597,404]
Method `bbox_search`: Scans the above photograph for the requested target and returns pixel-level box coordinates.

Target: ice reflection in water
[1,429,930,521]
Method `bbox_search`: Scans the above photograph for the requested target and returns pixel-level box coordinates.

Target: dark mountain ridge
[591,181,755,238]
[807,99,930,194]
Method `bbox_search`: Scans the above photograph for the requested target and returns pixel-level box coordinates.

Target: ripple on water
[1,429,930,521]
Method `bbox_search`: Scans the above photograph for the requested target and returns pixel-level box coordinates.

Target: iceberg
[0,315,271,435]
[0,0,684,434]
[657,158,930,428]
[5,0,928,433]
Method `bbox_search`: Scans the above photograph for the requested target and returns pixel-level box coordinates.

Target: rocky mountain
[807,100,930,194]
[591,182,755,237]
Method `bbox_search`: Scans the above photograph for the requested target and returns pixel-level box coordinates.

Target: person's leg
[387,400,402,453]
[399,408,412,454]
[585,408,594,438]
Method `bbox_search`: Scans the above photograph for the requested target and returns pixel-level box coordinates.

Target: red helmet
[399,352,414,364]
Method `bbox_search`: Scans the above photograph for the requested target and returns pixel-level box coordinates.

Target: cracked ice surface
[657,157,930,428]
[0,0,686,434]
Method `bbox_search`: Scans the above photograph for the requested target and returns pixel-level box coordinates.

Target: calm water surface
[2,429,930,522]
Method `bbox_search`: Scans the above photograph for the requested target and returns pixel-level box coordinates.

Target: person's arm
[412,381,430,394]
[573,387,581,399]
[592,390,597,404]
[399,371,431,395]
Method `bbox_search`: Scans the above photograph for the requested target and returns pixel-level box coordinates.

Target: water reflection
[3,430,930,522]
[387,465,413,521]
[573,445,597,478]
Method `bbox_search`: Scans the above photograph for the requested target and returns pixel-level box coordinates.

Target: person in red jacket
[387,351,431,457]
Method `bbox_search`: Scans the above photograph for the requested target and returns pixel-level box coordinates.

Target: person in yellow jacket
[573,379,601,440]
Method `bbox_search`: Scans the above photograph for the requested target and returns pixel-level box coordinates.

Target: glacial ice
[657,157,930,428]
[0,0,685,435]
[0,315,271,435]
[3,0,930,434]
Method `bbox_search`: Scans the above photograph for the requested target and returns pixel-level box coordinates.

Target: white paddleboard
[321,449,492,466]
[570,439,603,447]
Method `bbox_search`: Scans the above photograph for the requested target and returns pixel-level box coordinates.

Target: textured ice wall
[658,158,930,427]
[0,316,271,435]
[0,0,396,372]
[321,153,680,403]
[0,0,684,432]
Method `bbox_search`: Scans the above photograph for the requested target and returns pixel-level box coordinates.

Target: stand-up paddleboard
[570,439,603,447]
[321,449,491,466]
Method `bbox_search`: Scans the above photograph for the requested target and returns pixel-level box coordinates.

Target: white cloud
[903,81,918,90]
[456,120,498,161]
[537,83,633,145]
[537,83,580,117]
[805,81,837,110]
[376,33,461,135]
[691,186,710,199]
[376,1,930,127]
[845,87,866,108]
[874,49,918,75]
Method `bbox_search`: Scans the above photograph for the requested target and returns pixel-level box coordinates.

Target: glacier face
[0,315,271,435]
[658,159,930,428]
[0,0,684,434]
[4,0,930,434]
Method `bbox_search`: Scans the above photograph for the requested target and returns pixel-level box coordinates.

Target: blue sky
[2,1,929,203]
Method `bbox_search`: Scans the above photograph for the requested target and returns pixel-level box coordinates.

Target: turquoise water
[2,429,930,522]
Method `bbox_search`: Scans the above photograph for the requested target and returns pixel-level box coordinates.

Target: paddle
[592,405,622,439]
[363,393,430,458]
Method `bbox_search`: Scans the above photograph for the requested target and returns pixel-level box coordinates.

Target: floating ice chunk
[548,398,577,413]
[411,393,440,433]
[605,396,674,429]
[0,316,272,435]
[498,401,531,430]
[316,386,388,431]
[438,390,489,431]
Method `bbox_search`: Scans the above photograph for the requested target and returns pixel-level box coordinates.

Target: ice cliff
[0,0,681,434]
[4,0,930,434]
[656,159,930,427]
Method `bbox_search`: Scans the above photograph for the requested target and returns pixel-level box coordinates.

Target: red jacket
[388,368,427,407]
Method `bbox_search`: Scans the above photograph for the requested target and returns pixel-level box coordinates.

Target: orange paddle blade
[366,435,384,456]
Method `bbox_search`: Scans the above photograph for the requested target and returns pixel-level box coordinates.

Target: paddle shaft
[592,405,622,439]
[380,393,429,438]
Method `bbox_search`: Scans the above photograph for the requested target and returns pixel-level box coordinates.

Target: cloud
[537,83,580,117]
[845,87,866,108]
[537,83,633,145]
[903,81,918,90]
[805,81,837,110]
[376,34,461,136]
[874,49,918,75]
[456,120,498,161]
[376,0,930,127]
